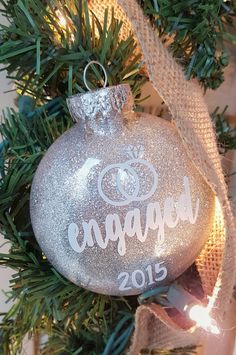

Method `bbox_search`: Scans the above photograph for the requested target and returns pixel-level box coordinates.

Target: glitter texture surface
[30,85,215,296]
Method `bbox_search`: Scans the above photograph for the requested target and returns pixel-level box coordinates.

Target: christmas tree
[0,1,236,354]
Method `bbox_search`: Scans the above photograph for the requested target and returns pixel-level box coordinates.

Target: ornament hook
[83,61,108,92]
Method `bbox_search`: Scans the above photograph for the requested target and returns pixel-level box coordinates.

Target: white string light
[167,283,220,335]
[56,10,67,28]
[186,304,220,334]
[54,10,75,42]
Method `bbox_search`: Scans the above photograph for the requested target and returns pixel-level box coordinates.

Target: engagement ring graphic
[98,145,159,206]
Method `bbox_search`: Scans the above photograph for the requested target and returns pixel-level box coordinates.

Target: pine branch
[0,0,145,102]
[211,106,236,153]
[1,0,235,99]
[140,0,236,90]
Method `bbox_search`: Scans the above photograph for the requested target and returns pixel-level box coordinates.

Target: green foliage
[140,0,236,89]
[211,106,236,153]
[0,0,145,101]
[0,0,235,99]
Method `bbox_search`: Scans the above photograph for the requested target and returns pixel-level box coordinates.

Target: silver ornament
[30,84,215,296]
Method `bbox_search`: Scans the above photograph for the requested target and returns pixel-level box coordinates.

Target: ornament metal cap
[66,84,134,123]
[67,61,134,126]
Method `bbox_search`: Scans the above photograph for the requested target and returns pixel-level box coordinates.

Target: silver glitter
[30,85,215,296]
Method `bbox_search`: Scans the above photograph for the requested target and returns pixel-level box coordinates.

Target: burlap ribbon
[89,0,236,352]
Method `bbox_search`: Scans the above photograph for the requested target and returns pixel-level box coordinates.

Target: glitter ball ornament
[30,83,215,296]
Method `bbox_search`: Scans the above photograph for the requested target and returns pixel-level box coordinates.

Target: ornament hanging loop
[83,61,108,92]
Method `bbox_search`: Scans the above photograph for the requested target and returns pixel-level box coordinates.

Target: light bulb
[59,15,67,27]
[187,304,220,334]
[56,10,67,28]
